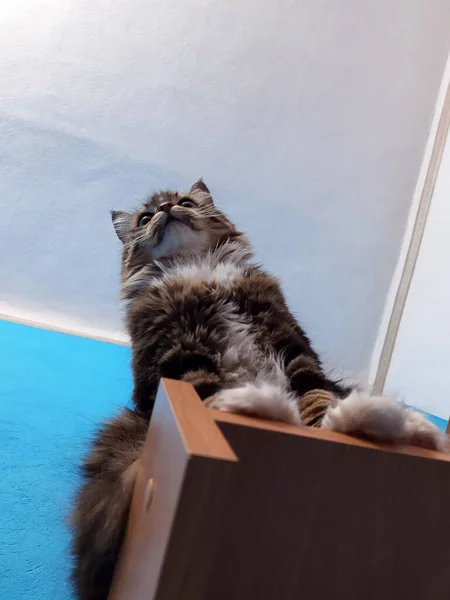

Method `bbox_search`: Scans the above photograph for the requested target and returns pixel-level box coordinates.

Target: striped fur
[71,180,445,600]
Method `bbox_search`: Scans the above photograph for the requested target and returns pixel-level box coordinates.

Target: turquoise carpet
[0,319,446,599]
[0,320,131,600]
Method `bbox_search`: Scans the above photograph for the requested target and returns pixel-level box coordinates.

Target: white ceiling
[0,0,449,377]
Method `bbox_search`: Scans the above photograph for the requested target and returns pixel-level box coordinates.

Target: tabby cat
[71,180,444,600]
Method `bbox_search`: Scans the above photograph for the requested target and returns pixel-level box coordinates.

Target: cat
[70,180,445,600]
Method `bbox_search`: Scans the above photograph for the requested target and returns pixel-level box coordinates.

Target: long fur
[71,180,445,600]
[70,409,148,600]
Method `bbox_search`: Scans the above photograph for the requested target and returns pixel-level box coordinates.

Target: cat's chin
[151,221,210,259]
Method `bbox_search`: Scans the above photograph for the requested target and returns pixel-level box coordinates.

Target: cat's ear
[189,179,213,205]
[111,210,133,243]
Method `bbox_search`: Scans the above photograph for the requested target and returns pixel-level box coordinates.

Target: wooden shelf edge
[211,407,450,462]
[159,378,238,462]
[160,378,449,463]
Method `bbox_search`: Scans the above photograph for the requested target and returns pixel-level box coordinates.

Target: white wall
[384,125,450,419]
[0,0,449,376]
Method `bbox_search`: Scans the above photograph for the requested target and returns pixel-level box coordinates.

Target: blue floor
[0,319,447,600]
[0,320,132,600]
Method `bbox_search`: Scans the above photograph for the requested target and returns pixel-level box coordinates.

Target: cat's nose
[158,202,172,214]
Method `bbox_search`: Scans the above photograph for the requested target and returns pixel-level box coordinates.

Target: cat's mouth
[149,210,191,247]
[168,206,192,226]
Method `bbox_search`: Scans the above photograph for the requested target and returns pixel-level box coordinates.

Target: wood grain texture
[110,380,450,600]
[108,380,236,600]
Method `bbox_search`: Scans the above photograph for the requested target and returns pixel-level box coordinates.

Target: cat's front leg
[205,383,301,425]
[321,390,446,451]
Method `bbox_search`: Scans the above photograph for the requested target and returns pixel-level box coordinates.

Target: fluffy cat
[71,180,444,600]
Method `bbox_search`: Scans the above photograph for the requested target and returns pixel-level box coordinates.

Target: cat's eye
[178,198,196,208]
[138,213,154,227]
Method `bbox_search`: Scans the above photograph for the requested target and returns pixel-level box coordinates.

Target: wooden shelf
[110,379,450,600]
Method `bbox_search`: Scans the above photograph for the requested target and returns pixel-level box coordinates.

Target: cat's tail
[70,408,148,600]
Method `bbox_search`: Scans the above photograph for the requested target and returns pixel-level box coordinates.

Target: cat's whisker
[125,232,149,250]
[196,206,219,214]
[193,209,221,219]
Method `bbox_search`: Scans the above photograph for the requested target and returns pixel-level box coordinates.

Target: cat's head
[111,180,248,268]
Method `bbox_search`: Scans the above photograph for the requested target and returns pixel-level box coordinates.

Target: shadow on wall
[0,113,181,331]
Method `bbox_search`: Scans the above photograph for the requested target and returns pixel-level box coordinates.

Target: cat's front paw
[403,409,446,451]
[321,390,446,451]
[206,383,301,425]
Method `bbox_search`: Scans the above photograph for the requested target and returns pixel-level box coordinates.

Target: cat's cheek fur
[321,390,445,451]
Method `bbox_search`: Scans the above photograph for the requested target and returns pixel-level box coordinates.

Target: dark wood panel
[213,407,450,462]
[110,380,450,600]
[208,418,450,600]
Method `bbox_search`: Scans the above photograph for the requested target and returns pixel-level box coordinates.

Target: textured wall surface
[1,0,449,376]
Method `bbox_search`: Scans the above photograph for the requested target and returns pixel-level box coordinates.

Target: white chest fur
[164,260,243,286]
